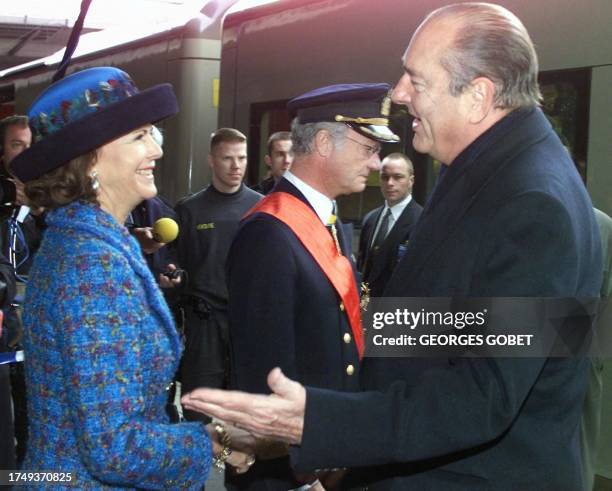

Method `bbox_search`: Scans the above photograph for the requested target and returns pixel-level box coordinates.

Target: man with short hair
[0,115,25,471]
[0,115,42,467]
[184,4,602,490]
[173,128,261,421]
[358,152,422,296]
[252,131,293,195]
[0,116,43,277]
[0,115,30,164]
[225,84,398,490]
[0,116,31,215]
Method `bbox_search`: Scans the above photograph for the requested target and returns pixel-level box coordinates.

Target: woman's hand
[207,422,257,474]
[226,449,257,474]
[131,227,163,254]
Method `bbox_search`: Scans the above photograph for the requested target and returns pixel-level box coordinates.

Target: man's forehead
[5,123,31,139]
[212,142,246,157]
[402,18,457,63]
[272,139,292,151]
[400,37,429,73]
[382,157,411,173]
[216,140,246,150]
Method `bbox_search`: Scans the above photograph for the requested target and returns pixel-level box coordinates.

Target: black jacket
[227,178,361,490]
[358,199,423,297]
[292,108,602,490]
[0,253,15,322]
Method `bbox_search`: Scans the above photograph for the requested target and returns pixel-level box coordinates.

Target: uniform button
[339,302,345,311]
[165,382,175,391]
[343,333,352,344]
[346,364,355,376]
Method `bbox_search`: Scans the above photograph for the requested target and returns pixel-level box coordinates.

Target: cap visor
[358,124,400,143]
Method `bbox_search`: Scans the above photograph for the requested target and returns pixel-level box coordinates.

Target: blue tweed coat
[22,201,211,490]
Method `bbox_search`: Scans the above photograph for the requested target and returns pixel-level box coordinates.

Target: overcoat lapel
[386,108,552,294]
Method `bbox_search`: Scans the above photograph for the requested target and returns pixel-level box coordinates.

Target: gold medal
[360,282,371,311]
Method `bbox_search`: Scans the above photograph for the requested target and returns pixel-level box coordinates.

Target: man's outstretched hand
[182,368,306,445]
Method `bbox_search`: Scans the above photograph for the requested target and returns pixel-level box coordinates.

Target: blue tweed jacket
[22,201,211,490]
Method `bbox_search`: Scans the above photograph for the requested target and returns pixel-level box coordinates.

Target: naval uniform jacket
[358,199,423,297]
[227,178,360,490]
[290,108,602,490]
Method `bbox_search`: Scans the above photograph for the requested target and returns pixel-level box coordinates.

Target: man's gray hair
[426,2,542,109]
[290,119,348,156]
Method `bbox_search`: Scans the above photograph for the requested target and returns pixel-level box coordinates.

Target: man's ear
[314,130,333,158]
[208,154,214,169]
[468,77,496,124]
[264,155,272,168]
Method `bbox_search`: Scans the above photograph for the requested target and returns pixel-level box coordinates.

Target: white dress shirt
[283,170,334,224]
[370,194,413,247]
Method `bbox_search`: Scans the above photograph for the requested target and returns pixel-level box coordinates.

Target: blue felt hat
[287,83,400,143]
[11,66,178,182]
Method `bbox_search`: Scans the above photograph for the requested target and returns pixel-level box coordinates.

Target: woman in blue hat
[9,67,252,489]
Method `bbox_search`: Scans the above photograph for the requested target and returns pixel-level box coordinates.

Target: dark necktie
[371,208,392,251]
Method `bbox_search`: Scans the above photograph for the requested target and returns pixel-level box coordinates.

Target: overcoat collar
[385,107,552,295]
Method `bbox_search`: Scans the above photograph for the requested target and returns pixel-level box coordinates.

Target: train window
[539,68,591,182]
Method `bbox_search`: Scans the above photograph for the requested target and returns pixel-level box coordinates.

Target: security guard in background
[251,131,293,195]
[358,152,422,297]
[226,83,399,491]
[170,128,262,422]
[0,115,44,466]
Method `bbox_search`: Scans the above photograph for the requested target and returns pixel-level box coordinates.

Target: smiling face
[326,128,381,196]
[392,19,473,165]
[209,140,247,193]
[94,124,161,222]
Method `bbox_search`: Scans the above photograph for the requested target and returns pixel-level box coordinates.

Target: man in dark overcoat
[183,4,603,490]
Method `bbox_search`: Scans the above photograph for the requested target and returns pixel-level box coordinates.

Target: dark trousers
[179,305,229,423]
[10,361,27,464]
[0,364,15,469]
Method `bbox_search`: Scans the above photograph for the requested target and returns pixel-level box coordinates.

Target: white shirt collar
[385,193,412,221]
[283,171,334,224]
[369,194,413,247]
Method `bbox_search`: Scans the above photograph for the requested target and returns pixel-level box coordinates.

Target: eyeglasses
[344,135,381,158]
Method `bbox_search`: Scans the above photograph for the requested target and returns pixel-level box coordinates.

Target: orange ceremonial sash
[245,192,364,358]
